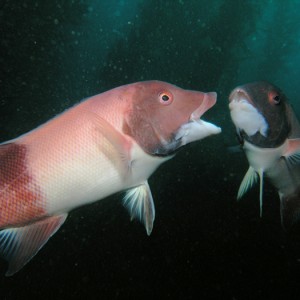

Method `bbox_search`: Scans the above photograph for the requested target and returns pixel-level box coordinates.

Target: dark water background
[1,0,300,299]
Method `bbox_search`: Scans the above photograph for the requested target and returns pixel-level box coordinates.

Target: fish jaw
[175,92,221,145]
[229,88,268,138]
[190,92,217,120]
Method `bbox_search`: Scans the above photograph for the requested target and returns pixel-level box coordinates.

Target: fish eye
[162,94,169,101]
[273,95,280,104]
[268,91,281,105]
[159,92,173,105]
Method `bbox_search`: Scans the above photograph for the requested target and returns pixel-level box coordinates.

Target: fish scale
[0,143,45,227]
[0,80,221,275]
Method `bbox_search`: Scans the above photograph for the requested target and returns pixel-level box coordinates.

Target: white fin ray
[123,181,155,236]
[237,166,259,200]
[0,214,67,276]
[258,168,264,218]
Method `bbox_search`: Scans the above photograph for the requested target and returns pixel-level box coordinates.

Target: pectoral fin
[123,181,155,236]
[0,214,67,276]
[79,108,133,176]
[285,146,300,165]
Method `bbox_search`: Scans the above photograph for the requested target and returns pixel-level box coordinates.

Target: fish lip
[229,88,254,106]
[190,92,217,121]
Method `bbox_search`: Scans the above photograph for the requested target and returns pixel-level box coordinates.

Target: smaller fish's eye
[268,91,281,105]
[159,92,173,105]
[273,95,280,104]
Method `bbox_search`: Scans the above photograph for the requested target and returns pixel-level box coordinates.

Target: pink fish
[0,80,221,276]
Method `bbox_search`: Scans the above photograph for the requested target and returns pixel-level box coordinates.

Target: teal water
[1,1,300,299]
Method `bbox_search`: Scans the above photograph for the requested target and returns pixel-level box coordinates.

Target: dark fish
[229,81,300,228]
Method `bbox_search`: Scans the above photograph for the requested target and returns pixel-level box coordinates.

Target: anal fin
[123,181,155,236]
[0,214,67,276]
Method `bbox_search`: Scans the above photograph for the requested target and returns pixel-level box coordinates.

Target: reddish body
[0,81,220,275]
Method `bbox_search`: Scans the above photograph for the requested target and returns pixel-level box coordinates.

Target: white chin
[175,119,221,146]
[229,100,268,137]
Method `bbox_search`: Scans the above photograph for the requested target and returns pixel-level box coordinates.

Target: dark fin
[280,189,300,230]
[0,214,67,276]
[123,181,155,235]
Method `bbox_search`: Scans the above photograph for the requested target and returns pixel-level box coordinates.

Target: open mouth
[229,88,268,138]
[229,88,253,106]
[175,92,221,145]
[190,92,217,121]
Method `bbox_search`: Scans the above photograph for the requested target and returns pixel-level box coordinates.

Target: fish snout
[190,91,217,121]
[229,88,253,106]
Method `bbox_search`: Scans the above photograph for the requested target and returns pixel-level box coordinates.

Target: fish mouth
[229,88,253,106]
[229,87,268,138]
[190,92,217,121]
[175,92,221,145]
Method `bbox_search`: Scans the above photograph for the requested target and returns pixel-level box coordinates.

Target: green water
[1,1,300,299]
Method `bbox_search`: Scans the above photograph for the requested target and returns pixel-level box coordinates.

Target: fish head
[123,81,221,155]
[229,81,291,148]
